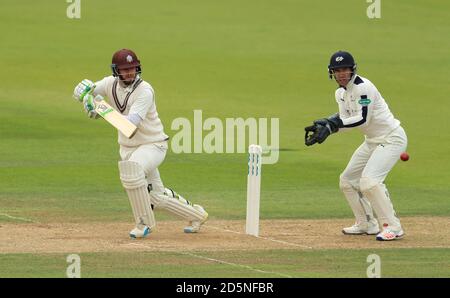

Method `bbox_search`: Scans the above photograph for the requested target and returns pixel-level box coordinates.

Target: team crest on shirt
[126,55,133,63]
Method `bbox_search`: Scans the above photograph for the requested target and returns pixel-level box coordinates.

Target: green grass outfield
[0,0,449,277]
[1,249,449,278]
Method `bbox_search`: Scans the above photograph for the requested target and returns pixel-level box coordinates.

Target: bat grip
[93,94,104,103]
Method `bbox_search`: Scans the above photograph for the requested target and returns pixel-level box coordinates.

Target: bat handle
[93,94,104,103]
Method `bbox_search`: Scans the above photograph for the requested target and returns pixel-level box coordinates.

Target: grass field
[0,0,449,278]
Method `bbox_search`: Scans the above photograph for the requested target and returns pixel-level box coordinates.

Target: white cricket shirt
[335,75,401,142]
[93,76,169,147]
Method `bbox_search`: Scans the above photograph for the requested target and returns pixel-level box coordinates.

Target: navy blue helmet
[328,51,356,78]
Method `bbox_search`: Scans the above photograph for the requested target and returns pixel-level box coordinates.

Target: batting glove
[73,79,95,102]
[83,94,99,119]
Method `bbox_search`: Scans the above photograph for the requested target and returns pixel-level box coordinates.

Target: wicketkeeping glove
[304,123,331,146]
[304,113,343,146]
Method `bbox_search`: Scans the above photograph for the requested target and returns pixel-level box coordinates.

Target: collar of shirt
[118,74,141,92]
[342,74,357,90]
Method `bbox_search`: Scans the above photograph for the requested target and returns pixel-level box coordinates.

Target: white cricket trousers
[119,141,207,223]
[120,141,168,194]
[340,126,407,229]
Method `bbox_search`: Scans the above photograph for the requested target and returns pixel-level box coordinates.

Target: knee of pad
[148,191,165,207]
[359,177,378,193]
[118,161,147,189]
[339,175,354,191]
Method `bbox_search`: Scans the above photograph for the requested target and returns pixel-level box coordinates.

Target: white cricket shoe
[129,225,152,239]
[376,224,404,241]
[184,205,208,233]
[342,219,380,235]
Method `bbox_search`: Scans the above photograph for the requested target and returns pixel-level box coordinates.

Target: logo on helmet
[336,56,344,62]
[126,55,133,63]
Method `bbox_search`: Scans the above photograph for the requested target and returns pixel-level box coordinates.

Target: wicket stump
[246,144,262,236]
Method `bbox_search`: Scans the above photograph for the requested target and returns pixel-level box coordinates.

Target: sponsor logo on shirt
[359,98,371,106]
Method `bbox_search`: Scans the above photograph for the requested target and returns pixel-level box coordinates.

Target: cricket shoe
[342,219,380,235]
[184,205,208,233]
[376,224,404,241]
[129,225,152,239]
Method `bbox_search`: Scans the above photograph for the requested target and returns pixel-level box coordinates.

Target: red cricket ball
[400,152,409,161]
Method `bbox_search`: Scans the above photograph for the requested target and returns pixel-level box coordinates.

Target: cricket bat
[93,95,138,138]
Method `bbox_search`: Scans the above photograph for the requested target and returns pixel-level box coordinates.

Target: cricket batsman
[305,51,407,241]
[73,49,208,238]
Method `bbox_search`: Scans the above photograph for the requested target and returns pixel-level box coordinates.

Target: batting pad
[149,190,206,222]
[119,161,156,229]
[360,177,401,229]
[340,178,370,223]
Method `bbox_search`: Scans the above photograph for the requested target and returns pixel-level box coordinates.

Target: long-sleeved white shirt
[335,75,400,142]
[93,75,169,147]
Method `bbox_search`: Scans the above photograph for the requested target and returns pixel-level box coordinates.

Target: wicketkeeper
[73,49,208,238]
[305,51,407,241]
